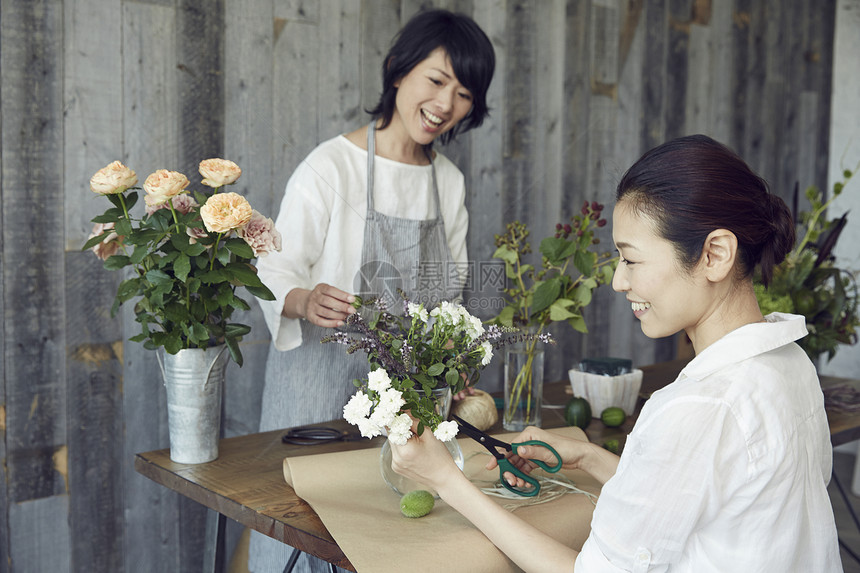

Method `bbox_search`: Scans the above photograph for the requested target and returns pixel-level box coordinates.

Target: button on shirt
[575,313,842,572]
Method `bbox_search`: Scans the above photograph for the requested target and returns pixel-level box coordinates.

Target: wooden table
[134,360,860,571]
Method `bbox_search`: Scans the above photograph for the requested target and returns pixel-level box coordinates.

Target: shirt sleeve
[577,396,749,571]
[256,160,334,351]
[436,155,469,292]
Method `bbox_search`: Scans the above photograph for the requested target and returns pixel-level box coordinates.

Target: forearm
[282,288,310,319]
[437,472,579,573]
[580,442,620,485]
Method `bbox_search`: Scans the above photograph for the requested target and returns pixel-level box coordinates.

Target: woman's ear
[700,229,738,282]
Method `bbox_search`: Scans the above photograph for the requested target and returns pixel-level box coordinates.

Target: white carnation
[407,302,429,323]
[367,368,392,392]
[343,391,372,425]
[377,388,405,413]
[356,417,383,438]
[433,420,459,442]
[370,407,396,428]
[480,341,494,366]
[387,414,414,445]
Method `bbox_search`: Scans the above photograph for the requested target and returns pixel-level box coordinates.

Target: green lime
[602,439,620,454]
[600,406,626,427]
[400,490,435,518]
[564,396,592,429]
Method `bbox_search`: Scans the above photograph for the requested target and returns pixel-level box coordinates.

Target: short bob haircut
[368,9,496,146]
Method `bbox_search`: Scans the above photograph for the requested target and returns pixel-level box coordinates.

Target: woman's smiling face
[391,47,474,146]
[611,200,710,339]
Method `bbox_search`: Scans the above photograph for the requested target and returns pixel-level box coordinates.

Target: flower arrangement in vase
[323,294,536,444]
[491,201,617,430]
[83,158,282,366]
[755,168,859,363]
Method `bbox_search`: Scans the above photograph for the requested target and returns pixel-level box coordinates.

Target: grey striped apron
[250,123,463,573]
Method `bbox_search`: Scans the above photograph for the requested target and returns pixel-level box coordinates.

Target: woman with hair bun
[391,134,842,571]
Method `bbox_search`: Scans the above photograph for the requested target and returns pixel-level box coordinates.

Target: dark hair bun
[759,193,796,286]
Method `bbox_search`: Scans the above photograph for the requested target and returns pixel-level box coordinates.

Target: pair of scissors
[282,426,360,446]
[452,415,563,497]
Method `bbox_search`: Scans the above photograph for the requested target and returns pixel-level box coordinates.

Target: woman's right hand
[488,426,620,486]
[283,283,355,328]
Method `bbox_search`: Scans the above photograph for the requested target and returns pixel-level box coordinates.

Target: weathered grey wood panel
[0,1,839,571]
[1,1,69,572]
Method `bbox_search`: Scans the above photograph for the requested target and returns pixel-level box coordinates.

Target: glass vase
[379,386,464,497]
[503,338,545,432]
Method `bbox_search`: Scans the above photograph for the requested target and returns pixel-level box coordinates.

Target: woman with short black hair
[252,9,495,573]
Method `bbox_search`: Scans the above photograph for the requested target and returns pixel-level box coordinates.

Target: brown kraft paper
[282,426,601,573]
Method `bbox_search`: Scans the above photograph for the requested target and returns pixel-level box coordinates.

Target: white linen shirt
[256,135,469,351]
[576,313,841,572]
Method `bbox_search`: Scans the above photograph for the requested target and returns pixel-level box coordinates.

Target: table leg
[282,547,301,573]
[832,468,860,566]
[204,509,226,573]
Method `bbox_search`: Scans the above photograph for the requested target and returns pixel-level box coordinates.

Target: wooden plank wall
[0,0,835,571]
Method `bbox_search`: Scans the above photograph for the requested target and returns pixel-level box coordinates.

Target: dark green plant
[755,168,859,362]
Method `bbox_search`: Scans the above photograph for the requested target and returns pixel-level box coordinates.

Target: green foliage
[83,185,276,367]
[754,167,860,362]
[490,201,618,336]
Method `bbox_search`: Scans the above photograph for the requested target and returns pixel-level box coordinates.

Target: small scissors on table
[452,415,563,497]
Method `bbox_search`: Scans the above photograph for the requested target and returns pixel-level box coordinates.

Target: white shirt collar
[681,312,808,381]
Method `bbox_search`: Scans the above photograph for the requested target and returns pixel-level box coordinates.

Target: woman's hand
[488,426,620,486]
[389,429,463,493]
[283,283,355,327]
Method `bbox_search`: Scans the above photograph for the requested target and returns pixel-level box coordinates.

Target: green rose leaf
[224,262,264,288]
[103,255,131,270]
[225,238,254,259]
[244,284,275,301]
[225,336,244,367]
[81,232,110,251]
[174,253,191,282]
[225,323,252,337]
[91,210,123,224]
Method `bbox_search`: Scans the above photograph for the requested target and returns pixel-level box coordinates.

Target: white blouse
[576,313,841,572]
[256,135,469,351]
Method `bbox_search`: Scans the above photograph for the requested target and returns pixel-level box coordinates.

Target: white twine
[466,451,599,511]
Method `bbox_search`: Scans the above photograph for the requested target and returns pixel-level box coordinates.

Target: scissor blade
[452,415,509,459]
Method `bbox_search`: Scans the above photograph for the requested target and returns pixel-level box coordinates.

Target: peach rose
[237,210,283,256]
[89,222,124,260]
[143,169,189,208]
[199,158,242,188]
[199,192,253,233]
[90,161,138,195]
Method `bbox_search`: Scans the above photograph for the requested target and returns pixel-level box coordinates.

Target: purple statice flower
[320,331,352,345]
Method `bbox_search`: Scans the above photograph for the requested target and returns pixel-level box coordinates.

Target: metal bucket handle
[156,345,229,388]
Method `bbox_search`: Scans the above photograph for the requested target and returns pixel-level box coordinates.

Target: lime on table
[600,406,626,427]
[400,490,435,518]
[564,397,592,429]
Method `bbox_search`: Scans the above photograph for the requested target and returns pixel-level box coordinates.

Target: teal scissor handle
[494,441,563,497]
[496,457,542,497]
[512,440,563,473]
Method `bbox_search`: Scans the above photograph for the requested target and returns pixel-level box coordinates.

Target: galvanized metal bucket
[157,344,229,464]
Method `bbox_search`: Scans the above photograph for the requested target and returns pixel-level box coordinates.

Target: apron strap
[365,121,441,218]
